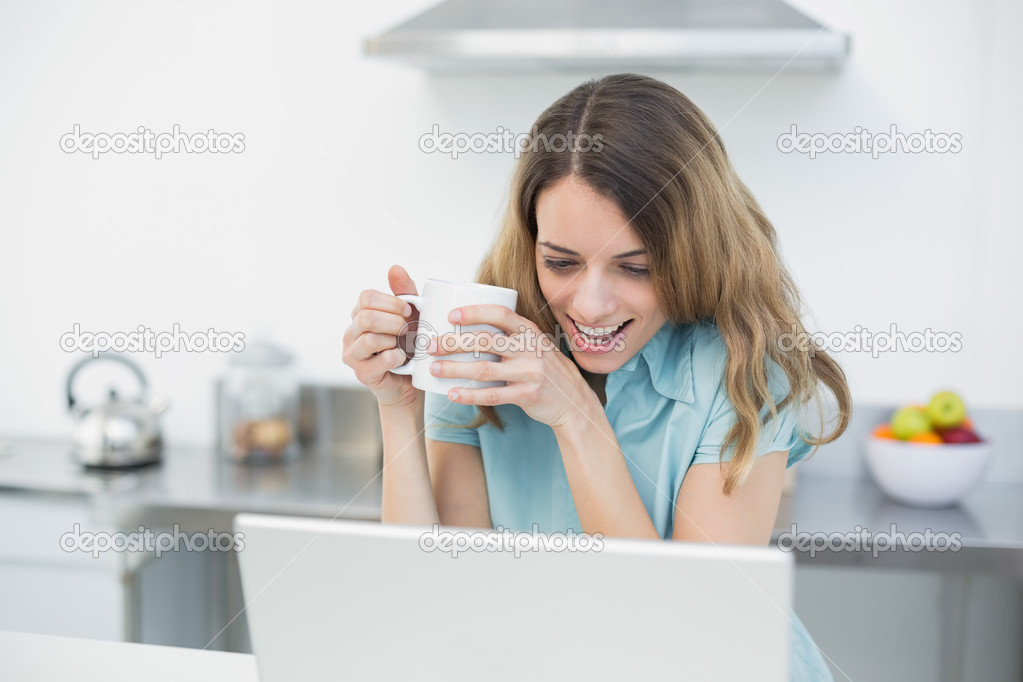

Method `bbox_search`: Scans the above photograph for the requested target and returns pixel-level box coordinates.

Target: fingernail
[403,303,412,317]
[430,362,441,375]
[449,309,461,323]
[426,337,437,354]
[449,389,461,401]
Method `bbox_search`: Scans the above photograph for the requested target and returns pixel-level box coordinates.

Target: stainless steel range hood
[364,0,850,72]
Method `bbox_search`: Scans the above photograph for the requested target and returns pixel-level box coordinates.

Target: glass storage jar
[219,337,301,464]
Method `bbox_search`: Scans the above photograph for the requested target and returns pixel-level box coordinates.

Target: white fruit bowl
[864,436,992,508]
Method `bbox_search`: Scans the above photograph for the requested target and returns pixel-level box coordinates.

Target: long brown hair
[461,73,851,495]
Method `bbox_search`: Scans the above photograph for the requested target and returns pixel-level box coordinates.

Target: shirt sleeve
[691,358,813,469]
[423,390,482,448]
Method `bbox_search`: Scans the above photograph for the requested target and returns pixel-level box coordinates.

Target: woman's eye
[541,259,649,278]
[542,259,574,271]
[622,266,649,278]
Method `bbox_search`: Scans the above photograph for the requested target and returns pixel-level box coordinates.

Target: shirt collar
[613,321,696,404]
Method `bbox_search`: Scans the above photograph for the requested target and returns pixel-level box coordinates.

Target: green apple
[890,407,932,440]
[926,391,967,429]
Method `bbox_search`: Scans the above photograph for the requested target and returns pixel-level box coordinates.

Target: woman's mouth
[567,316,633,354]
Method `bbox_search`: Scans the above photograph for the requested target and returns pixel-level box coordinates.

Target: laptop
[235,514,793,681]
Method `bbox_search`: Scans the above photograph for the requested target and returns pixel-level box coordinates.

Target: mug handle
[388,294,424,376]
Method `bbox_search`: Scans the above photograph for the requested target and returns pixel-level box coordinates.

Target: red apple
[940,427,982,444]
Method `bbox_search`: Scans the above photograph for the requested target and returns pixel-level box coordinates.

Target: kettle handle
[66,352,149,414]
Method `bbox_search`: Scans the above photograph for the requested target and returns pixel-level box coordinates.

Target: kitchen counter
[0,439,382,529]
[0,438,386,650]
[773,476,1023,575]
[3,434,1023,669]
[1,437,1022,576]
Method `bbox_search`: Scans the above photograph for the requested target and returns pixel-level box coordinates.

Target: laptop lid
[235,514,792,681]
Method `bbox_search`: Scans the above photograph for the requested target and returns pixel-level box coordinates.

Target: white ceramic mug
[389,278,519,394]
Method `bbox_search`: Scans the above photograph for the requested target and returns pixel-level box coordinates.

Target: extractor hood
[364,0,850,72]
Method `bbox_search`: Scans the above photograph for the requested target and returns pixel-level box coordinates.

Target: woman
[342,73,851,681]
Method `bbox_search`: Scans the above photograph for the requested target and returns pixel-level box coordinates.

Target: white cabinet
[0,493,128,640]
[0,563,124,639]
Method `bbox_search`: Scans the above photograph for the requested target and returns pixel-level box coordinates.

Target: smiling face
[534,175,668,375]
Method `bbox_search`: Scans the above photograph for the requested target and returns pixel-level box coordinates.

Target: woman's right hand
[342,264,422,410]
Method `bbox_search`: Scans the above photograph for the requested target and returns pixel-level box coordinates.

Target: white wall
[1,0,1020,448]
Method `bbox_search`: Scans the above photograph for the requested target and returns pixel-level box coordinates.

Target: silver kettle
[66,353,170,468]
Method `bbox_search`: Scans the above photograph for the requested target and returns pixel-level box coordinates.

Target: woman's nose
[572,271,617,323]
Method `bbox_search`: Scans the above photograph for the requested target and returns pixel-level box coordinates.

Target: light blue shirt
[424,319,833,681]
[425,319,812,535]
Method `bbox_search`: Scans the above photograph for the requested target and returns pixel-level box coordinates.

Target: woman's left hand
[426,304,598,430]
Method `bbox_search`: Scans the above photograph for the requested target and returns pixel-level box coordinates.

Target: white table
[0,629,259,682]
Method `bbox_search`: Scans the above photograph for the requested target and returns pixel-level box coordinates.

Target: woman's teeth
[575,320,625,336]
[581,325,617,337]
[572,319,631,347]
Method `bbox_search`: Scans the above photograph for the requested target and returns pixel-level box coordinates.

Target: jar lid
[229,336,294,367]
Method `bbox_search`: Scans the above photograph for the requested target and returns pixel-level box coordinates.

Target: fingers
[342,288,413,374]
[371,346,411,371]
[429,328,556,358]
[350,289,411,321]
[446,386,512,407]
[428,358,509,383]
[349,308,410,343]
[353,347,409,385]
[429,331,511,358]
[446,304,522,333]
[341,273,420,402]
[359,331,401,357]
[342,328,404,366]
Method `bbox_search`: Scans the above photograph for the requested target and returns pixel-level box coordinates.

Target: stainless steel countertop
[774,475,1023,575]
[0,439,382,525]
[2,437,1021,575]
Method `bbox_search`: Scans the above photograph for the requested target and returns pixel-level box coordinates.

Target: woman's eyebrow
[537,241,646,259]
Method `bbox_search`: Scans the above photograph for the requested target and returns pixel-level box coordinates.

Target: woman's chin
[571,348,631,374]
